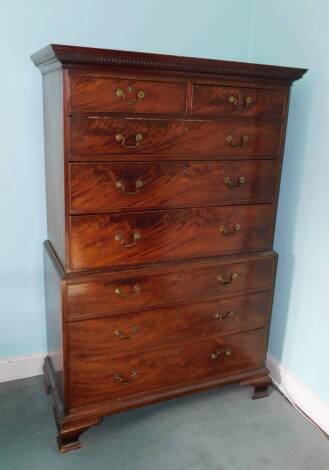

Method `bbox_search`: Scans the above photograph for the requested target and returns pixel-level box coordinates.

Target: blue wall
[0,1,253,358]
[250,0,329,402]
[1,1,328,405]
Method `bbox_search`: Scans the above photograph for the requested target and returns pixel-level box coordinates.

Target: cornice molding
[31,44,307,82]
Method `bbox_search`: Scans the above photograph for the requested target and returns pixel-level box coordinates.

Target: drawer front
[70,205,274,270]
[69,75,187,115]
[66,255,275,319]
[68,292,270,356]
[69,118,282,160]
[69,329,266,407]
[192,85,286,119]
[70,160,278,214]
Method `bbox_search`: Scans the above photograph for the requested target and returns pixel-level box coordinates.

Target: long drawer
[69,160,278,214]
[68,291,271,357]
[69,118,282,160]
[69,329,266,407]
[66,253,276,319]
[69,205,274,270]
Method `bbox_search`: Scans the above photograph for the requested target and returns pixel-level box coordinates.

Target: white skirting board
[266,353,329,436]
[0,352,328,435]
[0,354,44,383]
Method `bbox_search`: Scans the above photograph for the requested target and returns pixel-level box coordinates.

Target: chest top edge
[31,44,307,84]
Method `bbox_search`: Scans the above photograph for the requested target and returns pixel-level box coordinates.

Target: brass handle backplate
[217,273,238,285]
[228,94,252,110]
[224,176,245,189]
[211,348,231,359]
[113,369,137,385]
[115,85,145,104]
[114,231,141,248]
[226,135,249,148]
[114,325,138,340]
[214,311,235,321]
[219,224,241,236]
[116,179,144,195]
[116,133,144,148]
[114,284,141,300]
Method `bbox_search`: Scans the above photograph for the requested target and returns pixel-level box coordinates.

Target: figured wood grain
[69,329,266,407]
[69,204,274,270]
[192,85,286,119]
[69,160,278,214]
[69,74,187,115]
[67,291,271,357]
[66,254,275,318]
[69,118,282,160]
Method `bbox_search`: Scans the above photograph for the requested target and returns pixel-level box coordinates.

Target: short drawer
[69,160,278,214]
[69,205,274,270]
[69,329,266,407]
[66,253,276,319]
[69,118,282,160]
[192,85,286,119]
[68,292,271,357]
[69,74,187,115]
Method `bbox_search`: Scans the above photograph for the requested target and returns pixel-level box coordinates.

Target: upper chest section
[67,70,288,121]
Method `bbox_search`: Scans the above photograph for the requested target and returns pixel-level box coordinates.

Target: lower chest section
[65,254,275,410]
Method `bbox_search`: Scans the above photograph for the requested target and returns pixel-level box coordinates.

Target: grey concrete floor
[0,376,328,470]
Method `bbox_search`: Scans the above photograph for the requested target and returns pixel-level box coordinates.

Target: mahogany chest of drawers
[31,45,306,452]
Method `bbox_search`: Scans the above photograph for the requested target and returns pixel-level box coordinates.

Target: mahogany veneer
[70,75,187,115]
[191,85,286,119]
[69,329,267,408]
[66,252,276,320]
[70,118,283,159]
[32,44,306,452]
[68,292,271,357]
[70,160,278,213]
[70,204,274,270]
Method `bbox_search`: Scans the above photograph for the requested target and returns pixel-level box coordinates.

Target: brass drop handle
[116,133,144,148]
[219,224,241,235]
[214,311,235,321]
[116,85,145,104]
[114,231,141,248]
[226,135,249,148]
[224,176,245,189]
[228,94,252,109]
[211,348,231,359]
[116,179,144,195]
[114,325,138,340]
[217,273,238,285]
[114,284,141,300]
[113,369,137,385]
